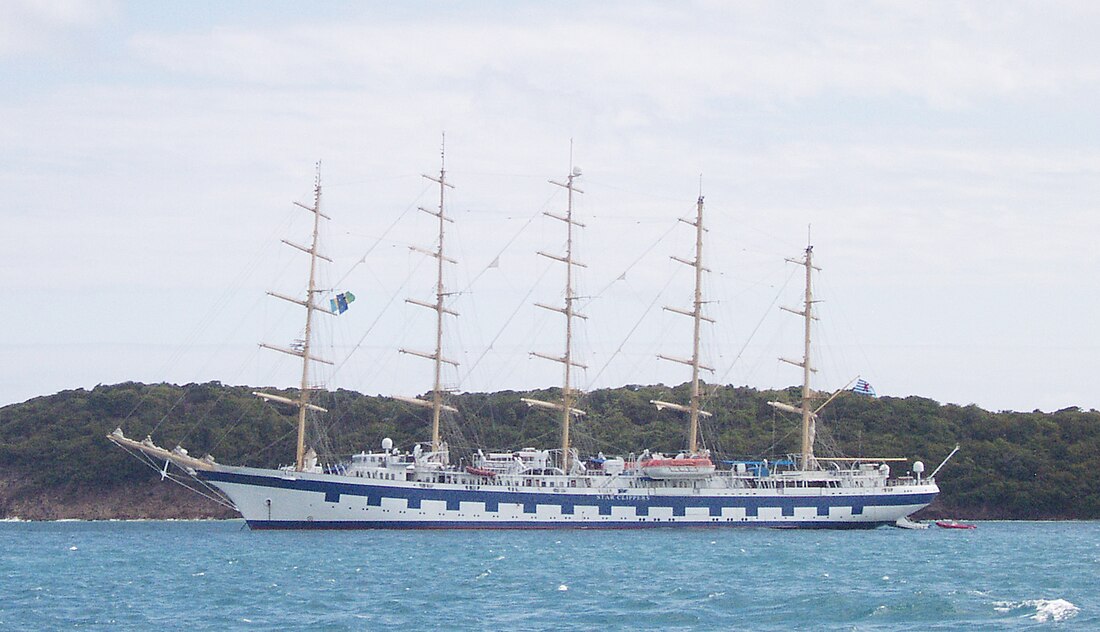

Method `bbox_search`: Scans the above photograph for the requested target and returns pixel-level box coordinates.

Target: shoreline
[3,516,1096,523]
[1,517,244,522]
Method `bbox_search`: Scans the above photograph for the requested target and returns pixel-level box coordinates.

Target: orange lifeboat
[640,456,716,480]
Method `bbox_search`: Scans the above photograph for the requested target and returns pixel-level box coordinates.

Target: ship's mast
[797,245,816,468]
[768,242,821,470]
[254,165,334,472]
[397,136,459,458]
[522,153,587,473]
[651,193,713,453]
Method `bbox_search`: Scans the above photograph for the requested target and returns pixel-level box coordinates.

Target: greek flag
[329,291,356,315]
[852,379,877,397]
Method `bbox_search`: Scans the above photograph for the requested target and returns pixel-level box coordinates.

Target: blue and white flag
[329,291,356,315]
[852,378,877,397]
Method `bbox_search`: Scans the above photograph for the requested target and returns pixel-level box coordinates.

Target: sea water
[0,520,1095,631]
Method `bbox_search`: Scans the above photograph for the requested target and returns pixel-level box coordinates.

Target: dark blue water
[1,520,1094,630]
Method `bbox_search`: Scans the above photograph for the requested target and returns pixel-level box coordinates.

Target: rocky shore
[0,473,235,521]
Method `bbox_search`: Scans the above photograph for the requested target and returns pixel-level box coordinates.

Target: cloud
[0,0,115,57]
[4,2,1100,411]
[124,2,1100,114]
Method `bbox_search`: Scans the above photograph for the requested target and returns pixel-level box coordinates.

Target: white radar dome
[913,461,925,473]
[381,437,394,451]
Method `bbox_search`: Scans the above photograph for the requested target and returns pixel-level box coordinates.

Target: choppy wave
[1,520,1097,630]
[994,598,1080,622]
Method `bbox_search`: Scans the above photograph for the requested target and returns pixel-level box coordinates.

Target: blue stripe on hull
[201,469,935,528]
[246,519,889,530]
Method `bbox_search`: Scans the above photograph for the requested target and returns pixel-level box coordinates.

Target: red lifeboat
[639,456,716,480]
[935,520,976,529]
[465,466,497,478]
[641,457,714,468]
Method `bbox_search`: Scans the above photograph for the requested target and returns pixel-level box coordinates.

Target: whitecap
[68,546,78,551]
[558,584,569,591]
[1032,599,1079,622]
[993,599,1079,622]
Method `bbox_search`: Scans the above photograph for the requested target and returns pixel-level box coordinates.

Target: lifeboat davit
[465,466,497,478]
[640,457,716,480]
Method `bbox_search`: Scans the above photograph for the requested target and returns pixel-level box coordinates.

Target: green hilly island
[1,381,1097,521]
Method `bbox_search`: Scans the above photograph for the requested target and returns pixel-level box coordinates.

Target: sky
[3,0,1100,413]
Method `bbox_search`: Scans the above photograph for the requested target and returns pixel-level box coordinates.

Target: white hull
[201,465,938,529]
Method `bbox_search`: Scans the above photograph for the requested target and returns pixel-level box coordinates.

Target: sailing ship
[109,153,947,529]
